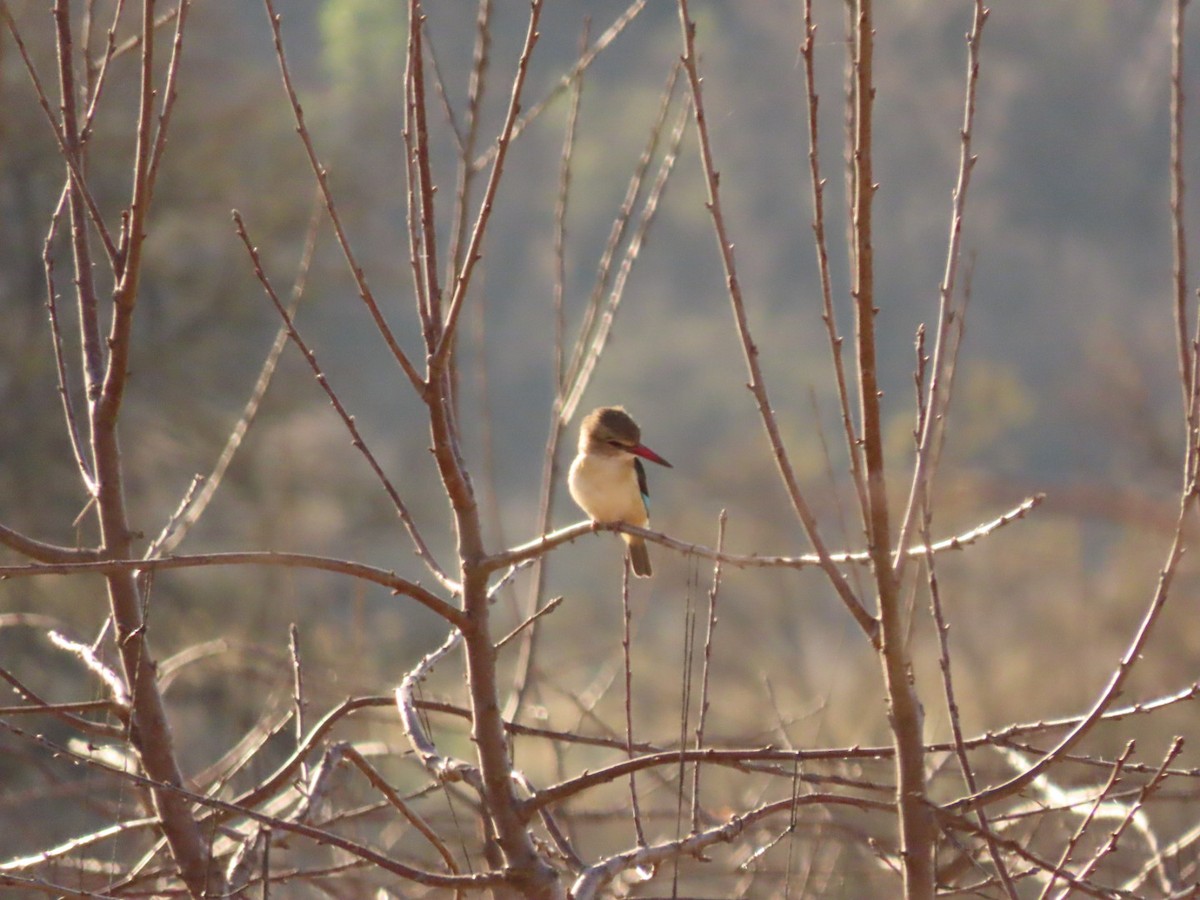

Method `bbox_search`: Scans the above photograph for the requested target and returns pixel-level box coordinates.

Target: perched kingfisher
[568,406,672,577]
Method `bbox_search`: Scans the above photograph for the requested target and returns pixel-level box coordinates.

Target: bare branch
[158,192,323,556]
[1037,742,1135,900]
[470,0,646,174]
[1171,0,1194,452]
[260,0,425,394]
[675,0,878,646]
[488,494,1043,574]
[495,595,563,651]
[0,817,156,876]
[924,491,1017,896]
[948,487,1198,815]
[233,210,458,594]
[0,521,100,563]
[340,745,462,878]
[1069,738,1182,891]
[2,722,508,892]
[0,664,125,739]
[0,551,464,626]
[432,1,545,369]
[800,0,868,524]
[41,187,96,495]
[560,63,685,422]
[690,511,726,831]
[395,628,478,784]
[0,2,119,267]
[570,793,893,899]
[893,0,988,586]
[404,0,443,337]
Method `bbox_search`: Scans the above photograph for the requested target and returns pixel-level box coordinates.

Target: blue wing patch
[635,458,650,511]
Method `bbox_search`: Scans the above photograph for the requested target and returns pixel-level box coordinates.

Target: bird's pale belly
[568,456,648,527]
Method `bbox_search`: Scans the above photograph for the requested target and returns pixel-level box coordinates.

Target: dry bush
[2,1,1199,897]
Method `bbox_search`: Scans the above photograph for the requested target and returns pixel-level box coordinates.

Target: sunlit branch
[0,552,464,627]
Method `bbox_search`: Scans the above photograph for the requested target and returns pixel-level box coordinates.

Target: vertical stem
[892,0,986,586]
[620,563,647,847]
[675,0,878,644]
[850,1,933,895]
[850,1,885,543]
[1170,0,1195,483]
[404,3,554,894]
[800,0,869,528]
[53,0,103,403]
[73,1,218,894]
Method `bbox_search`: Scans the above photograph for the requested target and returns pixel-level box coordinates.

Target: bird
[568,406,672,577]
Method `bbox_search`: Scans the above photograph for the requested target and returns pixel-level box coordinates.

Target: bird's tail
[625,535,652,578]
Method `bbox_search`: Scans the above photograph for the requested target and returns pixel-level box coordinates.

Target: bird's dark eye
[607,440,624,449]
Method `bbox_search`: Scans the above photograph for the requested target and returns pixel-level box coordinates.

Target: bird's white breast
[568,452,648,526]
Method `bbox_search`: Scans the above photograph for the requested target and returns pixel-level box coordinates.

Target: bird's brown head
[579,406,672,467]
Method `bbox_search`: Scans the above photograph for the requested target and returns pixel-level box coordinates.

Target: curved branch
[570,793,893,899]
[0,521,99,564]
[395,628,479,785]
[432,1,544,367]
[674,0,877,646]
[233,211,457,594]
[260,0,425,395]
[525,745,893,815]
[892,0,989,585]
[2,721,507,891]
[0,552,465,627]
[947,488,1198,815]
[487,495,1043,574]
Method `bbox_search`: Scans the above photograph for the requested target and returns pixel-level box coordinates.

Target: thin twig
[691,511,726,831]
[570,793,893,900]
[0,664,124,738]
[947,486,1198,814]
[675,0,878,646]
[487,494,1043,574]
[470,0,646,174]
[1171,0,1193,460]
[143,0,190,197]
[495,596,564,651]
[1038,742,1135,900]
[444,0,491,292]
[560,62,683,421]
[0,550,463,626]
[0,816,156,875]
[893,0,988,586]
[1066,738,1182,894]
[41,186,96,495]
[432,0,545,369]
[158,191,322,555]
[671,569,697,893]
[288,624,307,785]
[501,23,591,724]
[232,210,457,595]
[261,0,425,394]
[0,722,507,892]
[395,628,478,785]
[0,2,119,267]
[404,0,443,339]
[620,562,647,848]
[340,745,462,877]
[923,504,1017,896]
[800,0,868,526]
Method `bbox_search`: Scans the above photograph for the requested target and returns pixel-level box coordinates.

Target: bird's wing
[635,458,650,509]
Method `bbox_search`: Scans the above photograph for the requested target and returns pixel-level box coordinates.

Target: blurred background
[2,1,1199,889]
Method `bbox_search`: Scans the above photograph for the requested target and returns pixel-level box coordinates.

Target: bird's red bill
[631,443,672,468]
